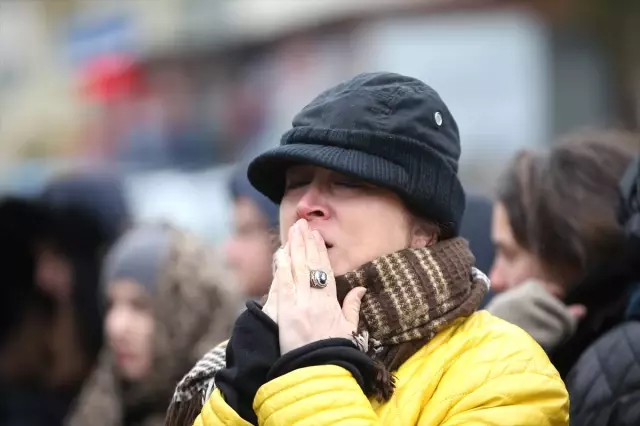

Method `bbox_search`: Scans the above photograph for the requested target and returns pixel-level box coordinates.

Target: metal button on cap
[434,111,443,127]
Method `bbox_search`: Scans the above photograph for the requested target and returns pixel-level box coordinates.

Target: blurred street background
[1,0,639,244]
[2,2,640,426]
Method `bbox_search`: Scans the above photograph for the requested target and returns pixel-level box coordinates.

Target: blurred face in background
[35,244,73,302]
[105,279,154,381]
[225,197,274,298]
[490,134,637,300]
[489,202,562,296]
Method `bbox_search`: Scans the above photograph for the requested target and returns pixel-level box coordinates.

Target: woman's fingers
[290,220,311,301]
[304,225,322,296]
[304,225,321,269]
[261,246,284,322]
[275,242,296,311]
[276,223,361,354]
[313,230,337,298]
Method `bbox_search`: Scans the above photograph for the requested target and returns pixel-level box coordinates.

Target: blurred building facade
[138,0,640,190]
[1,0,639,241]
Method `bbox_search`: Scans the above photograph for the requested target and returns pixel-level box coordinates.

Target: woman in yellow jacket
[167,72,569,426]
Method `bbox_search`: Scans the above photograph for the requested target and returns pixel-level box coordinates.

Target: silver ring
[310,269,328,289]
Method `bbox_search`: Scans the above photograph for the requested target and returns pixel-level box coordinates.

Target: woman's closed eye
[334,179,362,188]
[333,177,376,190]
[284,172,374,193]
[285,179,311,191]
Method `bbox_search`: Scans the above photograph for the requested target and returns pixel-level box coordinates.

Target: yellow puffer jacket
[195,311,569,425]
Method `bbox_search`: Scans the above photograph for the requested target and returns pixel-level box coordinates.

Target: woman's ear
[410,233,430,249]
[410,237,427,248]
[409,219,439,248]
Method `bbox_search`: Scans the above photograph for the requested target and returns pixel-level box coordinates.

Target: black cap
[248,72,465,236]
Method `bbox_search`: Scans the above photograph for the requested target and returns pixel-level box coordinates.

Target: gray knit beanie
[102,224,173,295]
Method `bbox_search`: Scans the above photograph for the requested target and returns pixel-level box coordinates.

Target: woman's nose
[295,185,329,221]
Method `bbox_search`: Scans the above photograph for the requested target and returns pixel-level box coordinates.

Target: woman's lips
[310,228,333,248]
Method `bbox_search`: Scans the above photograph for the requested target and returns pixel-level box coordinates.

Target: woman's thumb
[342,287,366,327]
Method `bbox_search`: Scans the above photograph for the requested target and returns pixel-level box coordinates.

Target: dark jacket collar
[625,283,640,321]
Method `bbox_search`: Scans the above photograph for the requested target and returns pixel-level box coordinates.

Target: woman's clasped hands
[262,219,367,354]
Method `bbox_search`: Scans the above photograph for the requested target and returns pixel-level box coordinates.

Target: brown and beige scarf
[168,237,488,421]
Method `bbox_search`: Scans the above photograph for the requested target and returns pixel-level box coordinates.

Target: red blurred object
[79,53,145,103]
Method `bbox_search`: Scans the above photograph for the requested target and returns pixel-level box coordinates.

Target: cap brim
[247,144,410,204]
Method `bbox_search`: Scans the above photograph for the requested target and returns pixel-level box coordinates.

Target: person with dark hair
[37,172,131,383]
[486,130,640,425]
[0,199,47,426]
[39,171,132,364]
[0,198,42,349]
[564,153,640,425]
[167,72,568,425]
[0,197,112,426]
[0,171,132,426]
[41,170,131,239]
[224,164,279,299]
[487,131,638,353]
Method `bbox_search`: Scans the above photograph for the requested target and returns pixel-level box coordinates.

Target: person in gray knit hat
[67,224,238,426]
[167,72,568,426]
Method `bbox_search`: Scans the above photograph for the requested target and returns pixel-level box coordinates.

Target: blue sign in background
[65,13,138,68]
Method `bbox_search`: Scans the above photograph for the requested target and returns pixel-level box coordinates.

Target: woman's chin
[327,252,341,275]
[329,259,350,277]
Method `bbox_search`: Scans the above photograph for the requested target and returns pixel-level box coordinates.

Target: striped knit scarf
[168,237,488,419]
[337,237,489,399]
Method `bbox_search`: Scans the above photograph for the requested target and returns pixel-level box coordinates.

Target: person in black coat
[0,171,131,426]
[485,131,640,426]
[564,155,640,425]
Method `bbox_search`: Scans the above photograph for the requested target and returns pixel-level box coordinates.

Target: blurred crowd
[1,2,640,425]
[1,122,639,425]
